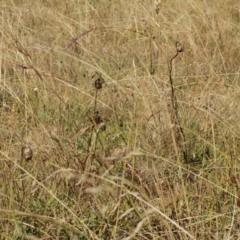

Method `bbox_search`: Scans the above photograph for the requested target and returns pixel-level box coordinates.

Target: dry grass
[1,0,240,239]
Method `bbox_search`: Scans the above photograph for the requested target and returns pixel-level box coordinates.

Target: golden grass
[1,0,240,239]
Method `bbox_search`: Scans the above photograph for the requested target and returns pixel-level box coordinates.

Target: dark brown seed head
[94,111,102,124]
[94,78,103,90]
[92,72,105,89]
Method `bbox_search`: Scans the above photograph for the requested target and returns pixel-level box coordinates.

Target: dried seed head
[93,111,106,131]
[91,71,105,90]
[176,41,184,52]
[94,111,102,124]
[94,78,104,90]
[21,146,33,161]
[99,122,106,131]
[155,0,161,14]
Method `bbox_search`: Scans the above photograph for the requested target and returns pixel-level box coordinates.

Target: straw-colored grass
[1,0,240,239]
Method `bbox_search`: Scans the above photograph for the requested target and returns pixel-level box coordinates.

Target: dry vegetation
[1,0,240,239]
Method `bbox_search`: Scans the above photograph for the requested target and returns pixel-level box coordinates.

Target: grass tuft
[1,0,240,239]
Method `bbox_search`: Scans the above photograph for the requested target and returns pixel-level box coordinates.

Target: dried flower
[94,111,102,124]
[21,147,33,161]
[94,78,104,90]
[176,41,184,52]
[93,111,106,131]
[99,122,106,131]
[93,72,105,90]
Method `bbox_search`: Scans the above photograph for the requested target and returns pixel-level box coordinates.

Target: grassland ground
[1,0,240,239]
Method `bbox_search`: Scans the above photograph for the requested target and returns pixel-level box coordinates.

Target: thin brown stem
[169,42,187,161]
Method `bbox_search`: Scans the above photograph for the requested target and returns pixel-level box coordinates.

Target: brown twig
[66,29,95,50]
[65,26,160,50]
